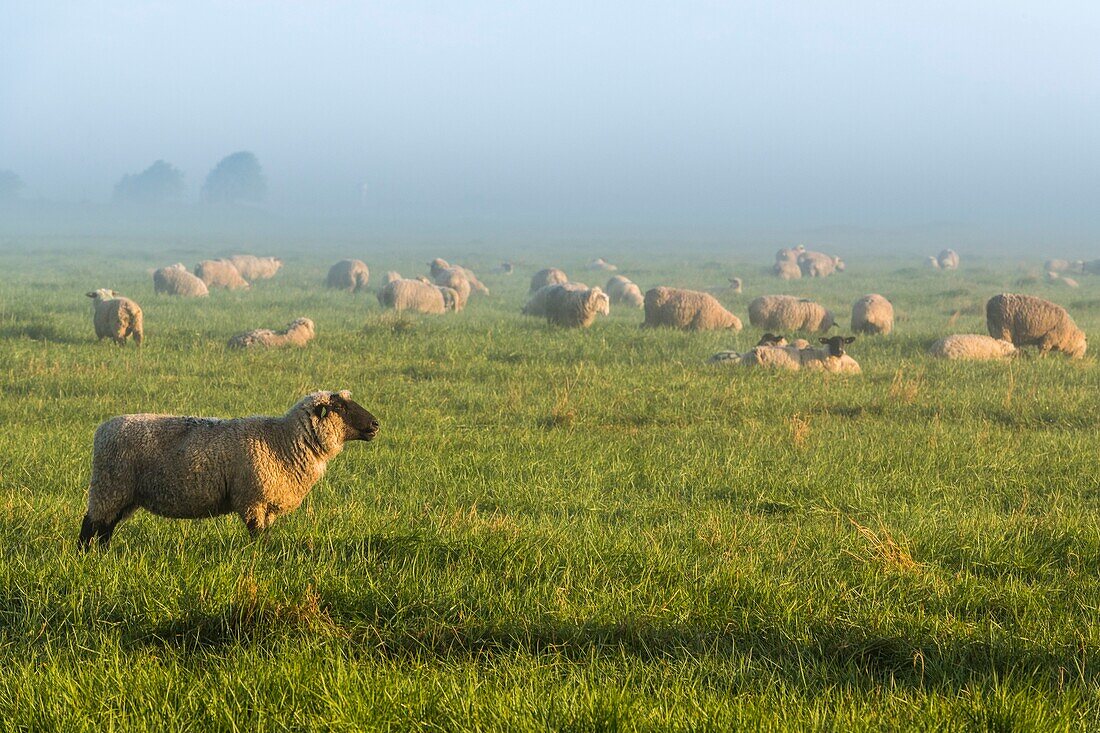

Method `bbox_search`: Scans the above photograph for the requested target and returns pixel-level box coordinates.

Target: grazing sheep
[587,258,618,271]
[195,259,250,290]
[228,255,282,281]
[530,268,569,293]
[153,263,209,297]
[798,250,844,278]
[1045,259,1084,274]
[227,317,315,349]
[748,295,835,333]
[378,278,460,314]
[801,336,861,373]
[78,390,379,549]
[708,333,789,366]
[523,283,609,328]
[986,293,1087,358]
[851,294,894,335]
[773,259,802,280]
[430,259,488,295]
[428,265,471,308]
[642,287,742,331]
[86,289,143,346]
[929,334,1017,360]
[605,275,644,308]
[327,259,371,292]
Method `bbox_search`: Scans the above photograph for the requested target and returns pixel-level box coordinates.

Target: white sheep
[748,295,835,333]
[523,284,609,327]
[851,294,894,335]
[227,318,315,349]
[153,263,209,297]
[86,289,143,346]
[928,334,1018,360]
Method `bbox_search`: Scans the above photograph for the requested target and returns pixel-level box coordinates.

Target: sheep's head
[820,310,837,331]
[588,288,610,316]
[289,318,315,336]
[834,257,846,272]
[757,333,788,347]
[819,335,856,357]
[86,289,118,303]
[428,258,449,276]
[300,390,379,449]
[1064,329,1088,359]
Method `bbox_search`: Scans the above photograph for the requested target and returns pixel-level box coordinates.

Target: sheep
[429,258,488,295]
[228,255,282,281]
[728,277,743,294]
[748,295,835,333]
[587,258,618,271]
[605,275,644,308]
[378,278,460,314]
[78,390,379,550]
[935,249,960,270]
[642,287,742,331]
[530,268,569,293]
[227,317,315,349]
[775,246,805,263]
[327,259,371,292]
[1047,271,1080,288]
[86,289,143,347]
[800,336,861,373]
[986,293,1086,358]
[153,263,209,297]
[773,259,802,280]
[1045,259,1084,274]
[798,250,844,278]
[739,343,804,370]
[194,259,250,290]
[494,262,514,274]
[851,294,894,335]
[523,283,609,328]
[428,265,471,308]
[928,334,1018,360]
[708,333,789,366]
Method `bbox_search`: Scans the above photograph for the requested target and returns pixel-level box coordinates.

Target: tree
[0,169,24,202]
[202,151,266,204]
[113,160,185,204]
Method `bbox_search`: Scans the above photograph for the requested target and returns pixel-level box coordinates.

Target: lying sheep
[523,283,609,328]
[748,295,835,333]
[327,259,371,292]
[530,268,569,293]
[430,259,488,296]
[86,289,144,346]
[228,255,282,281]
[378,278,460,314]
[851,294,894,335]
[587,258,618,271]
[1045,259,1083,274]
[195,259,250,290]
[227,317,315,349]
[153,263,209,297]
[929,334,1017,360]
[78,390,379,549]
[986,293,1086,358]
[773,260,802,280]
[798,250,844,278]
[801,336,860,373]
[708,333,789,365]
[928,249,960,270]
[1047,271,1080,288]
[643,287,742,331]
[605,275,644,308]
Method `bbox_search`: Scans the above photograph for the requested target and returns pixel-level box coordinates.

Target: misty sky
[3,1,1100,230]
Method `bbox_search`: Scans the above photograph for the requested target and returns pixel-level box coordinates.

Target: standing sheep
[773,260,802,280]
[227,317,315,349]
[523,284,609,328]
[748,295,835,333]
[986,293,1087,358]
[1045,259,1083,274]
[428,265,471,308]
[605,275,644,308]
[78,390,379,549]
[228,255,282,281]
[530,268,569,293]
[430,259,489,296]
[378,278,460,314]
[153,263,209,297]
[929,335,1017,360]
[327,259,371,292]
[642,287,742,331]
[195,259,250,290]
[86,289,143,346]
[851,294,894,335]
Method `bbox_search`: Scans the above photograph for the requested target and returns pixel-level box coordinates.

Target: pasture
[0,237,1098,730]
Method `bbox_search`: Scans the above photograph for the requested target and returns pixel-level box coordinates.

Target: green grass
[1,238,1098,730]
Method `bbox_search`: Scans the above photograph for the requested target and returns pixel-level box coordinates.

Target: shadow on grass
[0,322,84,344]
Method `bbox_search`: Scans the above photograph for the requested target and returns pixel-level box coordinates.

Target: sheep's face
[590,289,610,316]
[819,335,856,357]
[291,318,315,337]
[834,258,846,272]
[757,333,788,347]
[86,289,117,303]
[429,258,449,276]
[307,390,379,447]
[821,311,837,331]
[1064,330,1088,359]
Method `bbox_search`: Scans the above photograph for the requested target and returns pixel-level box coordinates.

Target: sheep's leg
[78,504,135,551]
[241,505,271,538]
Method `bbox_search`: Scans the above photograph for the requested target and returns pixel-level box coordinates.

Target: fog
[3,2,1100,244]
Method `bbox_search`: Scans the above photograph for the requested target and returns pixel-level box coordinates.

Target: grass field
[0,237,1098,730]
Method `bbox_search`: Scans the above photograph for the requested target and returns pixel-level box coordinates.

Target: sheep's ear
[819,338,828,344]
[844,336,856,344]
[86,291,96,298]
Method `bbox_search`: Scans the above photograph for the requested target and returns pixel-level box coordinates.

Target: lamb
[798,250,845,278]
[326,259,371,292]
[378,278,461,314]
[605,275,644,308]
[708,333,789,365]
[851,294,894,335]
[530,268,569,293]
[194,259,250,290]
[227,317,315,349]
[78,390,379,550]
[642,287,742,331]
[748,295,835,333]
[800,336,861,373]
[86,289,144,346]
[986,293,1087,358]
[773,259,802,280]
[153,263,209,297]
[228,255,282,281]
[928,334,1017,360]
[523,283,609,328]
[587,258,618,271]
[430,258,488,295]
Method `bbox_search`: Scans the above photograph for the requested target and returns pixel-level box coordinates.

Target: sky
[2,1,1100,232]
